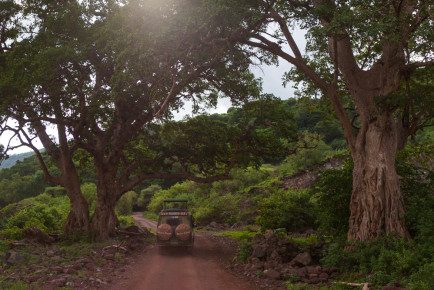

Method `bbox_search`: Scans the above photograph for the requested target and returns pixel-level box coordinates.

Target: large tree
[233,0,433,241]
[0,0,95,233]
[1,0,299,240]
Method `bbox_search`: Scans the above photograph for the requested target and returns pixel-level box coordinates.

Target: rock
[49,266,63,273]
[3,251,25,265]
[63,268,77,275]
[85,262,96,270]
[319,272,329,280]
[104,253,115,260]
[323,267,338,275]
[306,266,321,274]
[251,257,260,264]
[252,245,266,258]
[46,249,56,257]
[72,263,83,271]
[277,246,287,255]
[264,230,275,239]
[51,277,67,287]
[291,252,312,266]
[252,233,265,242]
[50,256,63,262]
[268,250,282,265]
[66,281,74,287]
[230,222,243,229]
[27,276,39,283]
[23,227,54,245]
[296,267,308,278]
[263,269,281,280]
[251,262,264,271]
[210,221,218,228]
[307,277,321,284]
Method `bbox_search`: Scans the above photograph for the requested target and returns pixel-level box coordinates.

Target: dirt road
[108,213,257,290]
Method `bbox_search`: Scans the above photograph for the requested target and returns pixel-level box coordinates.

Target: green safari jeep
[156,199,194,253]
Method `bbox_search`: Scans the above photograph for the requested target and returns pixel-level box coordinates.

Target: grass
[216,230,258,240]
[142,211,159,221]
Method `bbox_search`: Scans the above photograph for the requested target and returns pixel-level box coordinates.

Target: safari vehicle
[156,199,194,253]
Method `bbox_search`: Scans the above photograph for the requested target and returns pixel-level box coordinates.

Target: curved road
[108,213,256,290]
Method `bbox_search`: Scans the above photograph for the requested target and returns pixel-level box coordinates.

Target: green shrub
[409,262,434,290]
[257,188,315,232]
[147,182,189,213]
[396,145,434,241]
[314,159,353,238]
[193,192,238,225]
[44,186,67,197]
[142,211,159,221]
[238,240,252,263]
[280,133,333,175]
[1,225,24,240]
[81,183,97,213]
[138,185,162,209]
[321,235,431,287]
[0,194,69,239]
[118,215,137,227]
[116,191,138,216]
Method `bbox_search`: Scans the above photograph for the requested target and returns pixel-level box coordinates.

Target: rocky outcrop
[237,230,337,284]
[280,156,348,190]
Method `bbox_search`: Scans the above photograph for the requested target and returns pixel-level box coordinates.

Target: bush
[193,192,238,225]
[321,235,432,287]
[81,183,97,213]
[44,186,67,197]
[118,215,137,227]
[280,133,334,175]
[409,262,434,290]
[0,194,69,239]
[314,159,353,238]
[116,191,138,216]
[137,185,162,209]
[396,145,434,241]
[257,188,315,232]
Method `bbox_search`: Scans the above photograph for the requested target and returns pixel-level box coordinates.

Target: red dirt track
[107,213,257,290]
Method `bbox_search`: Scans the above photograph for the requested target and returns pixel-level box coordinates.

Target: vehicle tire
[157,224,172,241]
[175,224,192,241]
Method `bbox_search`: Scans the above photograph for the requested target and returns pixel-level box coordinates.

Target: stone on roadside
[291,252,312,266]
[3,251,25,265]
[263,268,281,280]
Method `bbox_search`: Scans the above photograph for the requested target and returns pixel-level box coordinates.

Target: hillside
[0,151,34,169]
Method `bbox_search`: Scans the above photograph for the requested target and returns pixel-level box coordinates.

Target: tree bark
[348,112,410,241]
[62,172,90,234]
[90,169,120,242]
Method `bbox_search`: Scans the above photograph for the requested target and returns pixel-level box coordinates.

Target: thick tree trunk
[90,173,120,242]
[347,112,410,241]
[63,187,90,234]
[60,159,90,234]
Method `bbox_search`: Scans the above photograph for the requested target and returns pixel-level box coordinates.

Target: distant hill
[0,151,34,169]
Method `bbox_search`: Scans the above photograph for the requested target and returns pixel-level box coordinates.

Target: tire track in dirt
[107,213,256,290]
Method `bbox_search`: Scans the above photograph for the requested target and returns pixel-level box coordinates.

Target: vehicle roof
[161,208,188,213]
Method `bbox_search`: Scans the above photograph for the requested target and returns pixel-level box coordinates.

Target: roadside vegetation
[1,98,432,289]
[0,0,432,288]
[1,97,432,289]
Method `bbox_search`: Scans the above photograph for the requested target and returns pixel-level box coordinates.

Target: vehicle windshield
[159,215,190,226]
